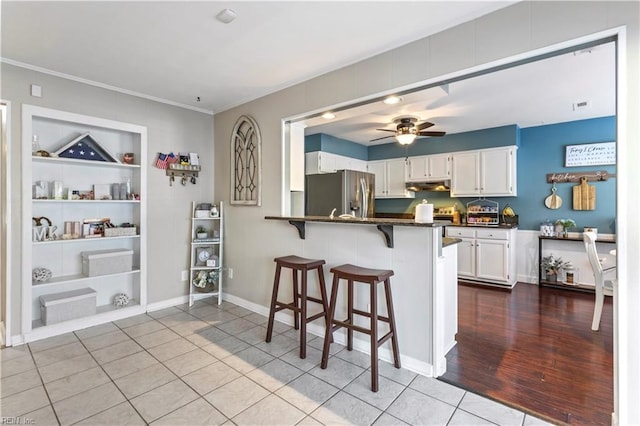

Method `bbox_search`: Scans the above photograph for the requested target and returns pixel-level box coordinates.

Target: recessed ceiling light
[322,112,335,120]
[216,8,237,24]
[383,96,402,105]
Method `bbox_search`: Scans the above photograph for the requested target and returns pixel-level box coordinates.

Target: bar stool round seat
[265,255,331,359]
[321,263,400,392]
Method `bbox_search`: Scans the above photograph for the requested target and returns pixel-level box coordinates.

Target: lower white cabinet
[446,227,517,288]
[368,159,415,199]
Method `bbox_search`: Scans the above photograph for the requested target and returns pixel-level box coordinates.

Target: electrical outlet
[181,270,188,281]
[228,268,234,279]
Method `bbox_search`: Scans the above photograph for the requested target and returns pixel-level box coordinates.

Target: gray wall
[213,1,639,422]
[1,63,214,332]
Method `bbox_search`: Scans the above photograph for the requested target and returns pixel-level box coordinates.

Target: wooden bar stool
[320,264,400,392]
[266,255,331,359]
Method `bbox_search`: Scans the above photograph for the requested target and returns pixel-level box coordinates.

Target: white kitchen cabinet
[305,151,367,174]
[368,159,415,199]
[446,226,516,288]
[405,154,451,182]
[21,105,147,342]
[450,146,517,197]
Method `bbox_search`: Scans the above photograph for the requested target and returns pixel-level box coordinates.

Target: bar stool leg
[292,269,300,331]
[317,266,333,343]
[347,279,354,351]
[370,281,379,392]
[321,274,340,369]
[300,268,308,359]
[384,278,401,368]
[266,264,282,342]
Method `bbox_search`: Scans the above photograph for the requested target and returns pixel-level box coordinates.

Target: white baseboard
[146,296,189,312]
[0,321,5,347]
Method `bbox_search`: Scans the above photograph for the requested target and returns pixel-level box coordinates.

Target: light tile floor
[1,300,554,425]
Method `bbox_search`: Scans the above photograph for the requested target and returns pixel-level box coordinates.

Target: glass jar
[564,263,575,284]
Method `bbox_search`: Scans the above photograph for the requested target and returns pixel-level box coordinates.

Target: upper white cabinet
[451,146,517,197]
[305,151,367,174]
[405,154,451,182]
[368,159,415,199]
[21,105,147,342]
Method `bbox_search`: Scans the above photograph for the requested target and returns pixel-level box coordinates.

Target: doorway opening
[281,31,621,422]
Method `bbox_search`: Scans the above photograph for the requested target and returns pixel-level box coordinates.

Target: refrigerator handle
[360,177,368,219]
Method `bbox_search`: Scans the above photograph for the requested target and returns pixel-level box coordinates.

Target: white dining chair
[583,231,616,331]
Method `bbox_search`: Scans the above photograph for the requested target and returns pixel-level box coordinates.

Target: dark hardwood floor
[440,282,613,425]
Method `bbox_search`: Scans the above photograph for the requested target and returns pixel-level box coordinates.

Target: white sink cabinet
[446,226,516,288]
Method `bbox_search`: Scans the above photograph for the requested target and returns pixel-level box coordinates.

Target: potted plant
[541,254,568,282]
[195,226,208,239]
[554,218,576,238]
[193,269,219,292]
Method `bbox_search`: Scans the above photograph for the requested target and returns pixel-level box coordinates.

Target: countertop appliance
[305,170,375,218]
[433,206,456,222]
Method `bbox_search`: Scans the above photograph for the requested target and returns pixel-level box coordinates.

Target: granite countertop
[447,223,519,229]
[442,237,462,247]
[265,215,449,228]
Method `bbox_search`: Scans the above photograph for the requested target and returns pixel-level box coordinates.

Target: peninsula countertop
[264,215,450,227]
[265,215,461,248]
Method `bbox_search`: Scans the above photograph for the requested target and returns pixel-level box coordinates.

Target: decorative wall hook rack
[166,163,201,186]
[546,170,615,184]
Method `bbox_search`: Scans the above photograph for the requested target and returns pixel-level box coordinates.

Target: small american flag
[155,153,168,169]
[166,152,178,166]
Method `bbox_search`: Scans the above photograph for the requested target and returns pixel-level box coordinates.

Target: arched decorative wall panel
[230,115,261,206]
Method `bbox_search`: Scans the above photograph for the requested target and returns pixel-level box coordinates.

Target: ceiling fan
[371,116,446,145]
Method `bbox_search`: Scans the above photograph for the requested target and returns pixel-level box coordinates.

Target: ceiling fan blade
[416,121,435,131]
[417,131,446,137]
[370,135,395,142]
[375,128,396,133]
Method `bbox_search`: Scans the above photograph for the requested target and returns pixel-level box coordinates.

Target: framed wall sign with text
[565,142,616,167]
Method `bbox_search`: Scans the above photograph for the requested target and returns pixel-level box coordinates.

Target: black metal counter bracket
[288,220,306,239]
[377,225,394,248]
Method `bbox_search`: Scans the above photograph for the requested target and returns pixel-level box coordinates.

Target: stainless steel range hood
[405,180,451,192]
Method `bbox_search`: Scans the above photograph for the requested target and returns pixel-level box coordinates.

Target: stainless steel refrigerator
[305,170,375,218]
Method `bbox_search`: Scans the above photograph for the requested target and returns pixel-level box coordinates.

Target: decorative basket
[104,227,137,237]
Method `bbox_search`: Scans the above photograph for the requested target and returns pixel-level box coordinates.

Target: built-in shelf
[33,199,140,204]
[32,300,141,330]
[32,155,140,169]
[22,104,147,342]
[33,235,140,245]
[32,269,141,288]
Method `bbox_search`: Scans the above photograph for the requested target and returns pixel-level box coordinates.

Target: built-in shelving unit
[21,105,147,342]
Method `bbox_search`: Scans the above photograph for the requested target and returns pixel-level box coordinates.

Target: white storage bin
[81,248,133,277]
[40,288,97,325]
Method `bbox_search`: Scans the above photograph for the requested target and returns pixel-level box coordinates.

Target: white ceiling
[1,1,516,114]
[302,42,616,144]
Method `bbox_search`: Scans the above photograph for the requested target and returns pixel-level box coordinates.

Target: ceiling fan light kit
[395,132,417,145]
[372,116,446,145]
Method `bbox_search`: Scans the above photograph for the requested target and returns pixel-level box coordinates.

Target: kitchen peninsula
[265,215,459,376]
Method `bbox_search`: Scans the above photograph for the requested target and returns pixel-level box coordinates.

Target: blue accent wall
[368,125,519,160]
[375,117,616,233]
[305,133,368,160]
